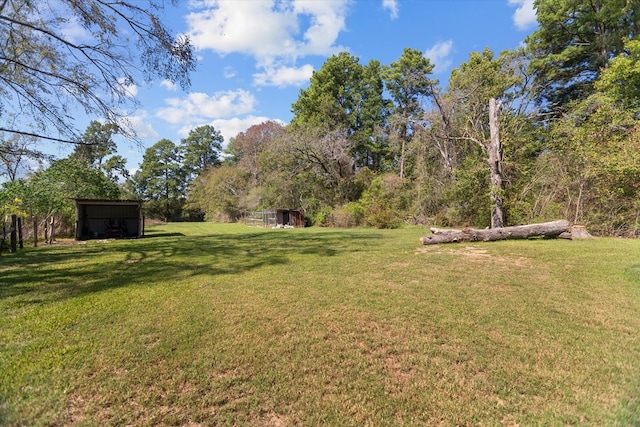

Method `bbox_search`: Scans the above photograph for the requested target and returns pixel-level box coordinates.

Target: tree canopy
[0,0,195,143]
[72,121,118,167]
[180,125,224,180]
[526,0,640,110]
[4,2,640,237]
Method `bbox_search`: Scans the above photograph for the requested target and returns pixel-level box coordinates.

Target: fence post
[10,214,17,253]
[49,216,55,244]
[33,217,38,247]
[18,217,23,249]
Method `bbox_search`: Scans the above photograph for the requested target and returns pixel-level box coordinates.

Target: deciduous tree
[228,121,285,181]
[595,38,640,110]
[0,132,46,181]
[441,48,537,228]
[0,0,195,142]
[186,166,249,222]
[291,53,389,171]
[546,93,640,235]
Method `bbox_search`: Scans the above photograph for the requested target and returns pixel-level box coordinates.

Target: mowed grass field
[1,222,639,426]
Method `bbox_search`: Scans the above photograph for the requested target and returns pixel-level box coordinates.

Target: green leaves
[73,121,118,167]
[180,125,224,179]
[292,52,364,131]
[596,38,640,110]
[527,0,640,109]
[0,0,195,142]
[383,47,435,114]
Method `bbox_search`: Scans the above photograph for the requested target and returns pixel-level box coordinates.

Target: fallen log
[420,220,570,245]
[429,227,461,234]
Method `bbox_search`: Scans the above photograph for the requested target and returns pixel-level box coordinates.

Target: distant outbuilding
[244,209,305,228]
[75,199,144,240]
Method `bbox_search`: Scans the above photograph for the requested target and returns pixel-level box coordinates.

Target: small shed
[273,208,305,227]
[244,209,305,228]
[75,199,144,240]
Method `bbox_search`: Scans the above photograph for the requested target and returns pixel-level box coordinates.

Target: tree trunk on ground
[420,220,570,245]
[559,225,593,240]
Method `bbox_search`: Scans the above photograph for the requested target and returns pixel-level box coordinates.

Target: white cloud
[382,0,399,19]
[160,79,178,91]
[253,64,314,87]
[425,40,454,74]
[127,113,159,139]
[117,77,138,98]
[186,1,295,59]
[185,0,349,86]
[177,115,281,145]
[508,0,537,31]
[291,1,349,57]
[223,67,237,78]
[60,16,92,43]
[156,89,257,125]
[114,111,159,140]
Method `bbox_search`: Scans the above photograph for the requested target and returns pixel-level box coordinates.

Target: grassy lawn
[1,223,639,426]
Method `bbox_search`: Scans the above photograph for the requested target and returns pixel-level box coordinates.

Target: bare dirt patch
[416,245,531,268]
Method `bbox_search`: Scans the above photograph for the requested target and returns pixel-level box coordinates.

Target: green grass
[1,223,639,426]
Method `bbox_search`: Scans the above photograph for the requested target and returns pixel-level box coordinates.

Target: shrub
[364,199,401,229]
[330,202,365,228]
[313,206,333,227]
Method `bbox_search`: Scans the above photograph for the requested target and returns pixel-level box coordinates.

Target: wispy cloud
[223,67,237,79]
[127,112,159,139]
[160,80,178,91]
[117,77,138,98]
[59,16,92,43]
[425,40,454,74]
[382,0,399,19]
[116,111,159,140]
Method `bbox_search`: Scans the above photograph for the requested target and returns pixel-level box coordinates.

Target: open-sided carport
[75,199,144,240]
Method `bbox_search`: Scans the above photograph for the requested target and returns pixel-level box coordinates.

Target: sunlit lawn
[1,223,639,425]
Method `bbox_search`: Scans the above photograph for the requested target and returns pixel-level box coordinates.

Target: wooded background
[2,0,640,237]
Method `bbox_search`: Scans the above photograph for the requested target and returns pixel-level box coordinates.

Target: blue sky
[59,0,539,173]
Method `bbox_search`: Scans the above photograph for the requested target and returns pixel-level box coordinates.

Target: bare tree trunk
[488,98,504,228]
[399,138,406,180]
[48,216,55,244]
[574,181,584,224]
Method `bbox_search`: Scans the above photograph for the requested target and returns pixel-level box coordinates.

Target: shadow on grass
[0,229,383,304]
[141,231,186,238]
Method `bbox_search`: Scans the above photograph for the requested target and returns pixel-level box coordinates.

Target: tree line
[2,0,640,238]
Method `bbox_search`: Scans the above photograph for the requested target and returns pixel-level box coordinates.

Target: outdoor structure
[244,209,305,228]
[75,199,144,240]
